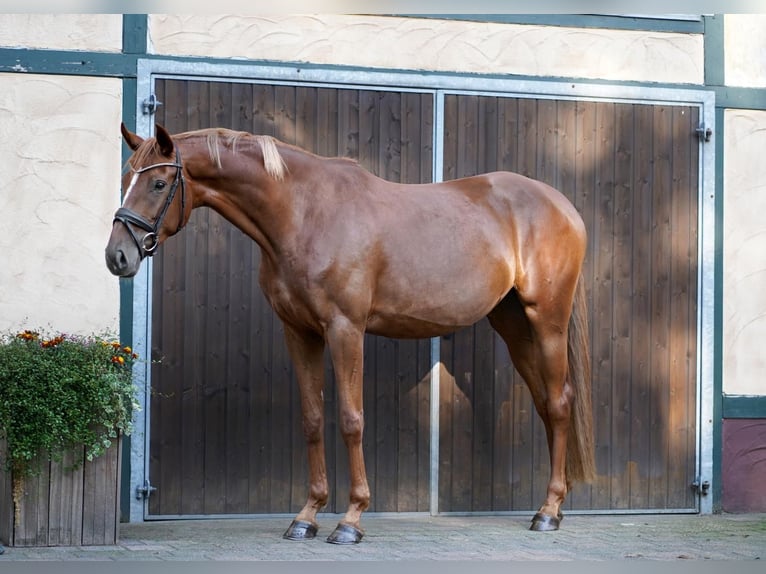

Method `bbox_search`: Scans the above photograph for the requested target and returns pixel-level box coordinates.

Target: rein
[113,146,186,258]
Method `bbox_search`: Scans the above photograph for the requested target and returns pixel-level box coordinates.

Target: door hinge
[691,477,710,496]
[696,123,712,142]
[136,479,158,500]
[142,94,162,116]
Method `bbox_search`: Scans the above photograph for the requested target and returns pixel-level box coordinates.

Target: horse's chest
[259,268,318,329]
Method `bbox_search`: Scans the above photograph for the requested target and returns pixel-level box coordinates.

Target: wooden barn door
[438,94,700,512]
[148,79,434,516]
[145,78,700,518]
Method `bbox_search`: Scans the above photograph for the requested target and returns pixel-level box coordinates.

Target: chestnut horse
[106,123,595,544]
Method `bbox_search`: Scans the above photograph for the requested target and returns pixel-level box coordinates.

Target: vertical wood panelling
[150,80,433,516]
[439,95,698,512]
[150,82,697,517]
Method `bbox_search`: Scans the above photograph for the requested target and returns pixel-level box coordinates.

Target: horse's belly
[366,274,511,339]
[365,313,477,339]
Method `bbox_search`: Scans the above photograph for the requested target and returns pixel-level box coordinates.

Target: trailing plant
[0,329,139,482]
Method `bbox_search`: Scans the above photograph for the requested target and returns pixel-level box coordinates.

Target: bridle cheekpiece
[113,146,186,259]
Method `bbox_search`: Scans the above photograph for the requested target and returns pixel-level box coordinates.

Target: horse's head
[105,123,188,277]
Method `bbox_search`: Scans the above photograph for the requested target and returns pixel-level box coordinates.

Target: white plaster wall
[724,109,766,396]
[725,14,766,88]
[0,73,122,336]
[0,14,122,52]
[149,14,704,85]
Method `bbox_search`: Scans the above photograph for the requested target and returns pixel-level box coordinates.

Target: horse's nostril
[117,249,128,269]
[106,248,130,275]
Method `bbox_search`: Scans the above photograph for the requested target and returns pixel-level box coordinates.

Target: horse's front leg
[325,317,369,544]
[281,325,329,541]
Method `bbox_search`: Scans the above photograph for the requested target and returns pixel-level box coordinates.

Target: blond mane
[126,129,289,182]
[182,128,288,181]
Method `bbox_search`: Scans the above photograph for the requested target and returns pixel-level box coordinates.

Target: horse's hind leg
[282,325,329,541]
[488,288,575,531]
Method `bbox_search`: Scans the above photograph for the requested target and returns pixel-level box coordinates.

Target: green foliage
[0,329,139,478]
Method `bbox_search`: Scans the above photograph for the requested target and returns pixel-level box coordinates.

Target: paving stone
[0,513,763,561]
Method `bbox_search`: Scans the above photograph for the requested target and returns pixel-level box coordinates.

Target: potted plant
[0,329,138,547]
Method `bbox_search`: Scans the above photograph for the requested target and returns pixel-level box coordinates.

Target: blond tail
[565,273,596,483]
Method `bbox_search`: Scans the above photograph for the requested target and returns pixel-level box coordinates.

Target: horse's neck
[188,141,298,260]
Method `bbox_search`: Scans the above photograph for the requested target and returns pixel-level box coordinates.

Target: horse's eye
[154,180,167,191]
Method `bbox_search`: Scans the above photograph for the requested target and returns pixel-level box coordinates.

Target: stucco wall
[149,14,704,85]
[0,73,122,336]
[725,14,766,88]
[0,14,122,52]
[723,109,766,396]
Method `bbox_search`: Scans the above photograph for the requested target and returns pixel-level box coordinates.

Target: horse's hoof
[529,511,561,532]
[283,520,318,540]
[326,522,364,544]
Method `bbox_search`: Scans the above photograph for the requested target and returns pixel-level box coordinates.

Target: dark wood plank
[396,338,420,511]
[572,99,598,510]
[82,440,120,545]
[294,86,316,149]
[517,98,538,180]
[379,91,402,182]
[554,99,581,510]
[374,336,399,511]
[248,233,273,512]
[200,81,232,515]
[629,103,654,509]
[649,104,673,508]
[0,441,13,544]
[179,79,208,516]
[537,98,557,188]
[592,102,615,509]
[609,102,635,510]
[224,98,253,512]
[48,448,84,545]
[17,456,50,546]
[150,78,188,517]
[442,95,458,182]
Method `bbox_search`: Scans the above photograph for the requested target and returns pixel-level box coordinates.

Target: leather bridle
[113,146,186,259]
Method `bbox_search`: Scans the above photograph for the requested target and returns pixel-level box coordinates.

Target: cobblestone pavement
[1,513,764,561]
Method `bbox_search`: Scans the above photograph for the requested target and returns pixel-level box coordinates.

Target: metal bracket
[691,478,710,496]
[142,94,162,116]
[696,123,712,142]
[136,479,158,500]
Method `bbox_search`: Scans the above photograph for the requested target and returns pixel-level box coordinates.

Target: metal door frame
[128,58,715,522]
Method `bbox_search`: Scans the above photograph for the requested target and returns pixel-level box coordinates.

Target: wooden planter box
[0,437,122,547]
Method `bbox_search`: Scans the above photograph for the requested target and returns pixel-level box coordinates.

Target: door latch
[142,94,162,116]
[691,478,710,496]
[136,479,158,500]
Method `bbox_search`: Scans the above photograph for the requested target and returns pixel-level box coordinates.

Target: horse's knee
[302,411,323,443]
[339,410,364,443]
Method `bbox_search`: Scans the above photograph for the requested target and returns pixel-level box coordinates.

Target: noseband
[113,146,186,259]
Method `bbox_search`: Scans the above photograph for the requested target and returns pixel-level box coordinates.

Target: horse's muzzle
[105,233,142,278]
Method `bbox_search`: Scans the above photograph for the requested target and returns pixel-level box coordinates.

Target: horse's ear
[155,124,174,157]
[120,122,144,151]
